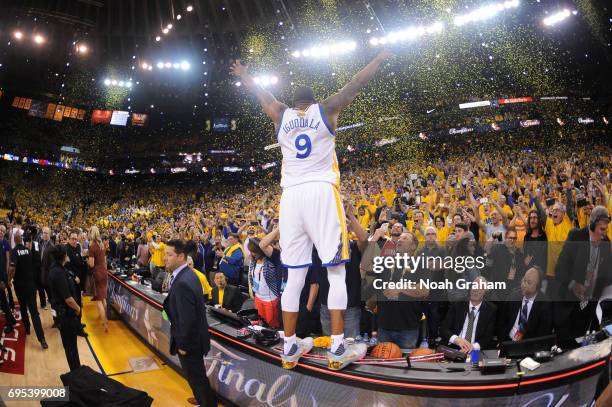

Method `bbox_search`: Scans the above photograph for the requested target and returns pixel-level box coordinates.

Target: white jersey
[277,104,340,189]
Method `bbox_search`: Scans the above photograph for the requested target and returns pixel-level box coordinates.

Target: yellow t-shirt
[218,288,225,307]
[192,268,212,298]
[382,189,396,207]
[151,242,166,267]
[545,215,573,277]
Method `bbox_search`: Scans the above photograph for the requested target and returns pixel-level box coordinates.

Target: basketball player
[231,50,392,370]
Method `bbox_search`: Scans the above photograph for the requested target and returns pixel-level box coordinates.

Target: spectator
[217,233,244,286]
[209,272,244,313]
[247,232,283,328]
[87,225,108,332]
[497,266,553,342]
[440,276,498,353]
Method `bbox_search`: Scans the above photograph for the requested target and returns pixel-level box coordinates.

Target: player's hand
[230,59,248,77]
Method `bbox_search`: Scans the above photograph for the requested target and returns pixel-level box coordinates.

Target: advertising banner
[108,276,606,407]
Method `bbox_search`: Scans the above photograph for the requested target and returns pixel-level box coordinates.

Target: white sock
[331,334,345,354]
[283,334,297,355]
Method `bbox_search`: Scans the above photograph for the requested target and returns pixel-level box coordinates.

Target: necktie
[519,299,529,333]
[465,307,476,343]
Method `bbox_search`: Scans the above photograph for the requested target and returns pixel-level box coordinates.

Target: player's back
[277,104,339,189]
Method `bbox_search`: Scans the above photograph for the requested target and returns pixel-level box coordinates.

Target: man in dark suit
[210,271,245,313]
[554,206,611,347]
[498,266,553,342]
[440,276,498,352]
[162,240,217,407]
[38,226,54,308]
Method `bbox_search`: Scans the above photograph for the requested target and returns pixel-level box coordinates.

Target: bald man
[497,266,553,342]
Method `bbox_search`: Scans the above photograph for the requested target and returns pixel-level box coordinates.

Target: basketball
[370,342,402,359]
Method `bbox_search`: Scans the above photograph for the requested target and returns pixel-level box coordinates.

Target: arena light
[167,23,173,30]
[155,36,161,42]
[164,62,171,68]
[162,28,169,34]
[33,34,45,45]
[370,22,443,46]
[180,61,190,70]
[186,5,193,12]
[543,9,571,26]
[291,40,357,59]
[13,31,23,40]
[157,61,164,69]
[76,44,88,54]
[103,78,133,89]
[453,0,519,26]
[176,14,182,20]
[142,62,149,69]
[254,75,279,87]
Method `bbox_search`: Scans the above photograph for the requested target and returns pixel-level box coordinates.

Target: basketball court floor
[1,297,216,406]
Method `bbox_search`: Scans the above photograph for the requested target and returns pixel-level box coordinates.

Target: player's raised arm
[230,59,288,126]
[321,50,392,122]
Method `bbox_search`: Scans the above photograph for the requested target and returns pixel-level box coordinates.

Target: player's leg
[278,185,314,369]
[308,183,366,370]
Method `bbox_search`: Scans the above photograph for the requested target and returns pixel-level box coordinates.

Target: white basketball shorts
[279,181,350,268]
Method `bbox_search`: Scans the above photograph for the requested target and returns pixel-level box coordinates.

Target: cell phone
[576,198,588,208]
[545,198,555,207]
[250,220,258,226]
[480,198,488,204]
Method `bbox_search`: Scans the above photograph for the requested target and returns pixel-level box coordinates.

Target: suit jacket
[555,227,612,302]
[163,266,210,356]
[497,289,553,342]
[39,239,54,286]
[440,301,497,350]
[209,285,244,313]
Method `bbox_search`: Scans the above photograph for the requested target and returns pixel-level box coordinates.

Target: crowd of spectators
[1,129,611,356]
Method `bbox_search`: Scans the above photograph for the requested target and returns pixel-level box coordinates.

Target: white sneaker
[327,342,367,370]
[281,337,313,370]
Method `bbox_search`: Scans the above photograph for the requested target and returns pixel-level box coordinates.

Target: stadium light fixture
[33,34,45,44]
[253,75,278,87]
[157,61,164,69]
[180,61,190,70]
[14,31,23,40]
[370,22,443,46]
[453,0,520,26]
[164,62,171,68]
[187,5,193,12]
[76,44,88,54]
[176,14,182,20]
[543,9,571,26]
[155,36,161,42]
[162,28,169,34]
[291,40,357,59]
[167,23,173,29]
[104,78,111,86]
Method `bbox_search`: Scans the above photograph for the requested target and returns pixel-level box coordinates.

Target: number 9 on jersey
[295,134,312,159]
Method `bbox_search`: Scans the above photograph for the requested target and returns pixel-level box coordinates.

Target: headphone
[589,212,611,232]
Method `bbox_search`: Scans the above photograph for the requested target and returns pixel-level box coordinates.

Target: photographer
[484,227,525,301]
